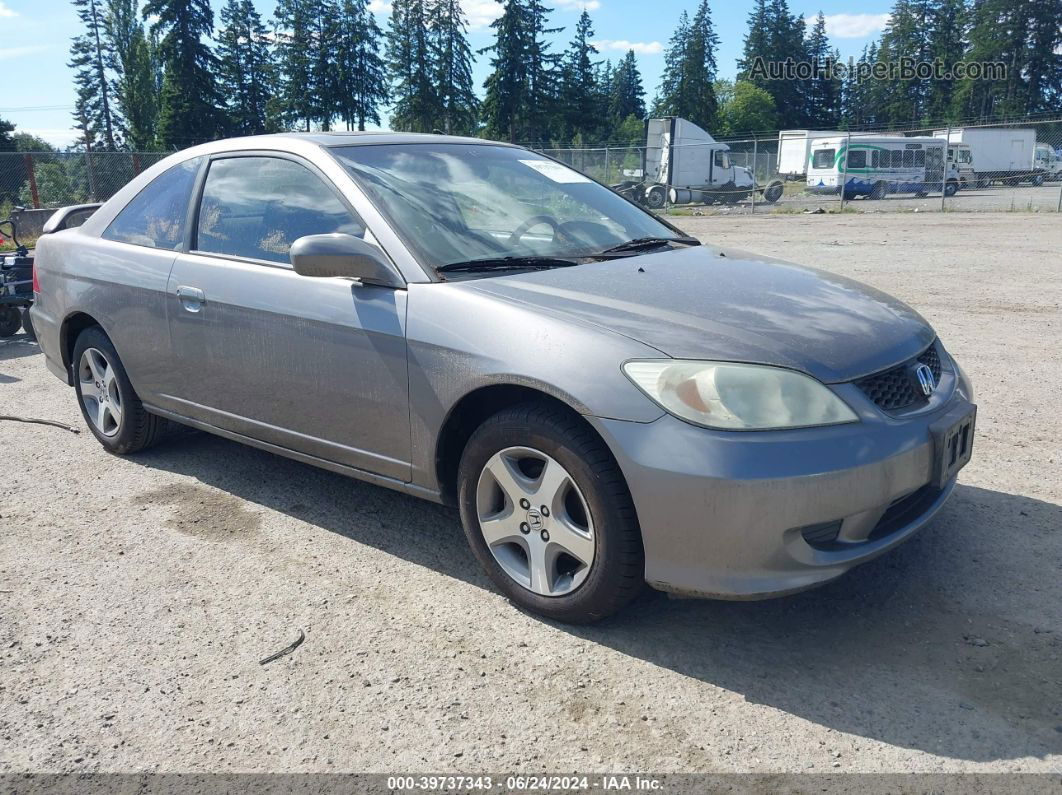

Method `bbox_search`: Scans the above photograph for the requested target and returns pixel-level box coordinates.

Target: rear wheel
[20,307,35,341]
[457,402,644,623]
[72,326,166,454]
[944,180,959,197]
[762,181,784,204]
[0,306,20,337]
[869,181,889,200]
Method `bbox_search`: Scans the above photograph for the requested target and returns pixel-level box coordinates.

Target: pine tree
[924,0,967,121]
[876,0,930,125]
[274,0,320,130]
[428,0,478,134]
[652,1,718,131]
[105,0,159,149]
[70,0,120,150]
[216,0,277,135]
[386,0,438,131]
[333,0,388,131]
[558,10,600,144]
[609,50,646,123]
[739,0,808,128]
[145,0,222,147]
[481,0,561,143]
[803,12,840,128]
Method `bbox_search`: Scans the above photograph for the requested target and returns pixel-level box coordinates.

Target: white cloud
[0,45,48,60]
[592,39,662,56]
[367,0,391,13]
[0,1,18,17]
[821,13,891,39]
[463,0,503,30]
[553,0,601,10]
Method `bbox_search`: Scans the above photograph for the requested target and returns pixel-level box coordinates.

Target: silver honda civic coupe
[31,133,976,623]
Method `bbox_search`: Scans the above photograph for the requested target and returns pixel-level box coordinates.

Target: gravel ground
[0,212,1060,775]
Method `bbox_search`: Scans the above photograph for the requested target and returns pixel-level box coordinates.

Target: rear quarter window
[812,149,835,170]
[102,157,202,250]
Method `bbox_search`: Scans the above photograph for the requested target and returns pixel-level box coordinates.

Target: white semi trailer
[617,117,783,208]
[934,127,1046,186]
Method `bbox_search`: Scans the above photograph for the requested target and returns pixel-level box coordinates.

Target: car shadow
[0,334,40,363]
[134,430,1061,763]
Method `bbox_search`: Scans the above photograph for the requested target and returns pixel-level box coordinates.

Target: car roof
[235,131,518,149]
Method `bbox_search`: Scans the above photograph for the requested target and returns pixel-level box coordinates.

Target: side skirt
[144,404,445,505]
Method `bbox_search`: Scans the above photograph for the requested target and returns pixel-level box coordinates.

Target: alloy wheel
[78,347,123,437]
[475,446,596,597]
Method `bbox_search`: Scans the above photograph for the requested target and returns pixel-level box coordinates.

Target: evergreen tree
[481,0,561,143]
[609,50,646,123]
[332,0,388,131]
[274,0,320,130]
[386,0,438,131]
[216,0,278,135]
[70,0,120,150]
[876,0,929,125]
[428,0,478,134]
[144,0,222,146]
[652,10,689,117]
[652,1,718,131]
[558,10,600,144]
[924,0,967,121]
[738,0,808,128]
[803,12,840,127]
[105,0,160,149]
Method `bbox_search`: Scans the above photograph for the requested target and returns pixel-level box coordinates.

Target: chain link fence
[2,118,1060,232]
[539,117,1062,217]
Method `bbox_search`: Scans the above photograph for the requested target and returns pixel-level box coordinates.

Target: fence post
[1057,174,1062,213]
[840,131,851,210]
[604,147,610,185]
[751,137,758,214]
[24,153,40,209]
[941,125,951,212]
[132,153,142,176]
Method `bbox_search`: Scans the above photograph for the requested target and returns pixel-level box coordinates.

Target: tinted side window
[195,156,364,264]
[847,150,867,168]
[103,157,201,249]
[891,150,904,168]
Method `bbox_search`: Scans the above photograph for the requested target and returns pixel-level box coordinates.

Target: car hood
[464,244,936,383]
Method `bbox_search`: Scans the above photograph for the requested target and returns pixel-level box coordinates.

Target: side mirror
[290,233,403,287]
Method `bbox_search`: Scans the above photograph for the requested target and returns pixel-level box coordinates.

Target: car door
[163,152,411,482]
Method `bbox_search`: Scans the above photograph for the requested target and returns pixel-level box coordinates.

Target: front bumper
[589,371,974,600]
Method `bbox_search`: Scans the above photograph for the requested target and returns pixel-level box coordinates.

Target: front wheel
[944,180,959,197]
[457,402,644,623]
[644,186,666,210]
[72,326,167,454]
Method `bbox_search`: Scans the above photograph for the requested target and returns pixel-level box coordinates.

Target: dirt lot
[1,213,1059,775]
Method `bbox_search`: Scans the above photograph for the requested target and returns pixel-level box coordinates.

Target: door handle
[176,285,205,312]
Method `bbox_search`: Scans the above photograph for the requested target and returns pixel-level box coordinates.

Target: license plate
[930,403,976,487]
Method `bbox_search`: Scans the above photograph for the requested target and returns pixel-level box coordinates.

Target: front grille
[855,342,943,413]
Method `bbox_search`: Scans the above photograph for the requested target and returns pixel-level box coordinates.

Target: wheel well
[60,312,102,373]
[435,385,596,505]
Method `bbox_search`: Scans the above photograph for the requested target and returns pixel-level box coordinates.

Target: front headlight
[623,360,859,431]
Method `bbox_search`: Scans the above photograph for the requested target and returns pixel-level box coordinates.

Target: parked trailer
[777,130,844,179]
[807,136,958,199]
[617,117,783,208]
[934,127,1045,187]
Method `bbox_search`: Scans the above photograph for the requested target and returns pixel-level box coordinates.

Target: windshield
[332,143,684,270]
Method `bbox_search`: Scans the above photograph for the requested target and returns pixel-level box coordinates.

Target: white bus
[807,136,958,199]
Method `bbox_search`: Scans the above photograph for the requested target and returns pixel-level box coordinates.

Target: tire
[869,181,889,200]
[1032,174,1045,187]
[457,402,644,623]
[20,307,35,341]
[762,181,784,204]
[944,180,959,197]
[0,306,20,337]
[644,186,666,210]
[72,326,167,454]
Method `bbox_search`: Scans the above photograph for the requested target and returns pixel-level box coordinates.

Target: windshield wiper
[437,256,581,274]
[597,236,701,255]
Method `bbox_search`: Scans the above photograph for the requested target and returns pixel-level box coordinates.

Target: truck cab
[1035,144,1062,182]
[947,144,975,189]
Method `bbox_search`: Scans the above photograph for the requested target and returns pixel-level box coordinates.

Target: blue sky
[0,0,893,148]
